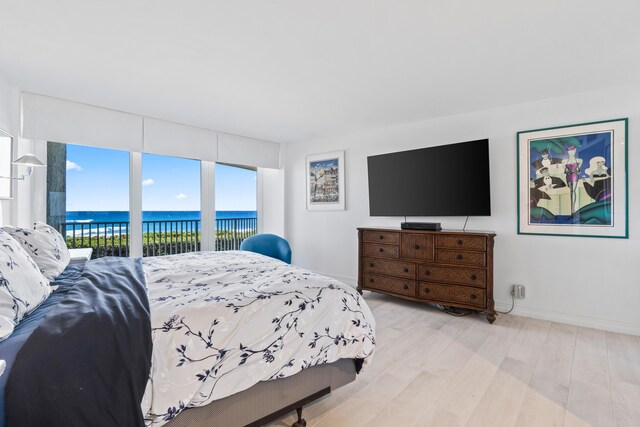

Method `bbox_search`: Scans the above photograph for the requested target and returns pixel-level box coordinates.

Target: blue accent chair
[240,233,292,264]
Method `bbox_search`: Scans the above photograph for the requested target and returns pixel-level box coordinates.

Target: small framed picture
[517,118,628,238]
[306,151,345,211]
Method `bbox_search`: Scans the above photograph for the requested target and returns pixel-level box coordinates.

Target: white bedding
[141,251,376,426]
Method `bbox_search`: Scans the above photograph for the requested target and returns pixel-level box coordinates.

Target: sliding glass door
[142,153,201,257]
[46,143,260,258]
[214,163,257,250]
[47,142,130,257]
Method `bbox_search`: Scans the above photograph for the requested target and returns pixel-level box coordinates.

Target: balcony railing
[59,217,257,259]
[142,219,201,258]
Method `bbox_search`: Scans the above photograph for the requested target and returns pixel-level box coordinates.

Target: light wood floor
[267,292,640,427]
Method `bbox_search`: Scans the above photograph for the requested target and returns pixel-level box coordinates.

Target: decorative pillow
[3,222,71,281]
[35,221,72,273]
[0,229,52,324]
[0,314,15,342]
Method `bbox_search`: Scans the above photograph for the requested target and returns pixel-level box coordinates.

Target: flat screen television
[367,139,491,217]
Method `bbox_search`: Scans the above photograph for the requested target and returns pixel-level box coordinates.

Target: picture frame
[517,118,628,238]
[306,150,345,211]
[0,128,13,200]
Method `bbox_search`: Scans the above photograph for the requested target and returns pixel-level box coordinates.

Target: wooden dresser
[357,227,496,323]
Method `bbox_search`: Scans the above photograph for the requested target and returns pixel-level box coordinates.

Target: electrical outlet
[512,284,525,299]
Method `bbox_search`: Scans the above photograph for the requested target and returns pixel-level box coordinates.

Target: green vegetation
[66,230,257,258]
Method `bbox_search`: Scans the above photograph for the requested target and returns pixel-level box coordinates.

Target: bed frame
[166,359,357,427]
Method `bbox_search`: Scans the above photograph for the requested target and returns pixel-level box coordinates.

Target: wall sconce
[0,154,46,180]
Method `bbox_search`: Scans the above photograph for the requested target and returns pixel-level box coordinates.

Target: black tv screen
[367,139,491,217]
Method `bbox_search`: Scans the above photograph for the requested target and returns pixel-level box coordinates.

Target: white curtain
[143,118,217,161]
[22,92,143,152]
[218,132,280,169]
[21,92,281,169]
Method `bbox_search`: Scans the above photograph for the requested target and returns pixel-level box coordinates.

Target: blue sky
[66,144,257,211]
[310,158,339,174]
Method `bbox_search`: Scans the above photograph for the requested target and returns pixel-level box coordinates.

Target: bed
[0,251,376,427]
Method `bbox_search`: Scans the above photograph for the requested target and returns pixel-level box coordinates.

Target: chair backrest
[240,233,292,264]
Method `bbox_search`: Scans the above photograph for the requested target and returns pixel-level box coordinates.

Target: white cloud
[66,160,83,171]
[176,193,187,199]
[142,178,155,186]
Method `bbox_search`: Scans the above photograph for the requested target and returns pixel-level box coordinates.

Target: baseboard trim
[312,272,639,336]
[495,300,640,336]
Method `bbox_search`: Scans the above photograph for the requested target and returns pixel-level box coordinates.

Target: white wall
[258,167,286,237]
[0,75,11,135]
[0,74,11,225]
[0,73,36,227]
[284,83,640,336]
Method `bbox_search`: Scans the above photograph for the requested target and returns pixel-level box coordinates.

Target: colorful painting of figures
[529,133,612,223]
[306,151,345,210]
[518,119,628,238]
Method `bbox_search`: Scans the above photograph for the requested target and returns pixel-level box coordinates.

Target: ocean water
[64,211,257,235]
[66,210,256,223]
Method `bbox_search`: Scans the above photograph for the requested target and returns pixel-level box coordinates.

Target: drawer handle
[414,245,420,250]
[424,270,431,276]
[470,294,477,300]
[470,274,477,280]
[456,254,463,260]
[379,248,384,253]
[369,278,374,283]
[369,263,374,267]
[379,235,384,240]
[403,267,409,273]
[403,284,409,290]
[424,288,430,294]
[457,239,463,245]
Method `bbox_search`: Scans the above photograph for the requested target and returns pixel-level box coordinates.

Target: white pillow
[0,229,52,324]
[4,222,71,281]
[0,314,15,342]
[35,221,72,273]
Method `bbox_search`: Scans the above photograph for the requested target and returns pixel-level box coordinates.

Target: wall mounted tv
[367,139,491,217]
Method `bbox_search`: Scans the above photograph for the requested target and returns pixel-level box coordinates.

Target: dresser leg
[486,311,497,324]
[356,286,363,295]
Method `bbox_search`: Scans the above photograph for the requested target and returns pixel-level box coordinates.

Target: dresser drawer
[418,282,486,308]
[363,243,400,258]
[358,227,496,324]
[436,235,486,251]
[435,249,486,267]
[417,265,486,288]
[400,234,434,260]
[362,230,400,245]
[364,257,415,279]
[365,274,415,297]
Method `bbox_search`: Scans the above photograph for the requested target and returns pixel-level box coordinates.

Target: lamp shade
[13,154,45,167]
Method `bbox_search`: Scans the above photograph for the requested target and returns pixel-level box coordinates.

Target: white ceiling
[1,0,639,143]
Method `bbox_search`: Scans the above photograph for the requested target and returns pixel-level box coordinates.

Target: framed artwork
[0,128,13,199]
[306,151,345,211]
[517,118,628,238]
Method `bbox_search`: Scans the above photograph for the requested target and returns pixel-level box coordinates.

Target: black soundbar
[401,222,442,231]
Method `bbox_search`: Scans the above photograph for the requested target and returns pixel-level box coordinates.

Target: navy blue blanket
[5,257,152,427]
[0,264,84,427]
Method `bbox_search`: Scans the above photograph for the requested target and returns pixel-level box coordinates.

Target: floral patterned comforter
[140,251,376,425]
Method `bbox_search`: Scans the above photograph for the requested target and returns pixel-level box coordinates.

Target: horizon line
[66,209,257,212]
